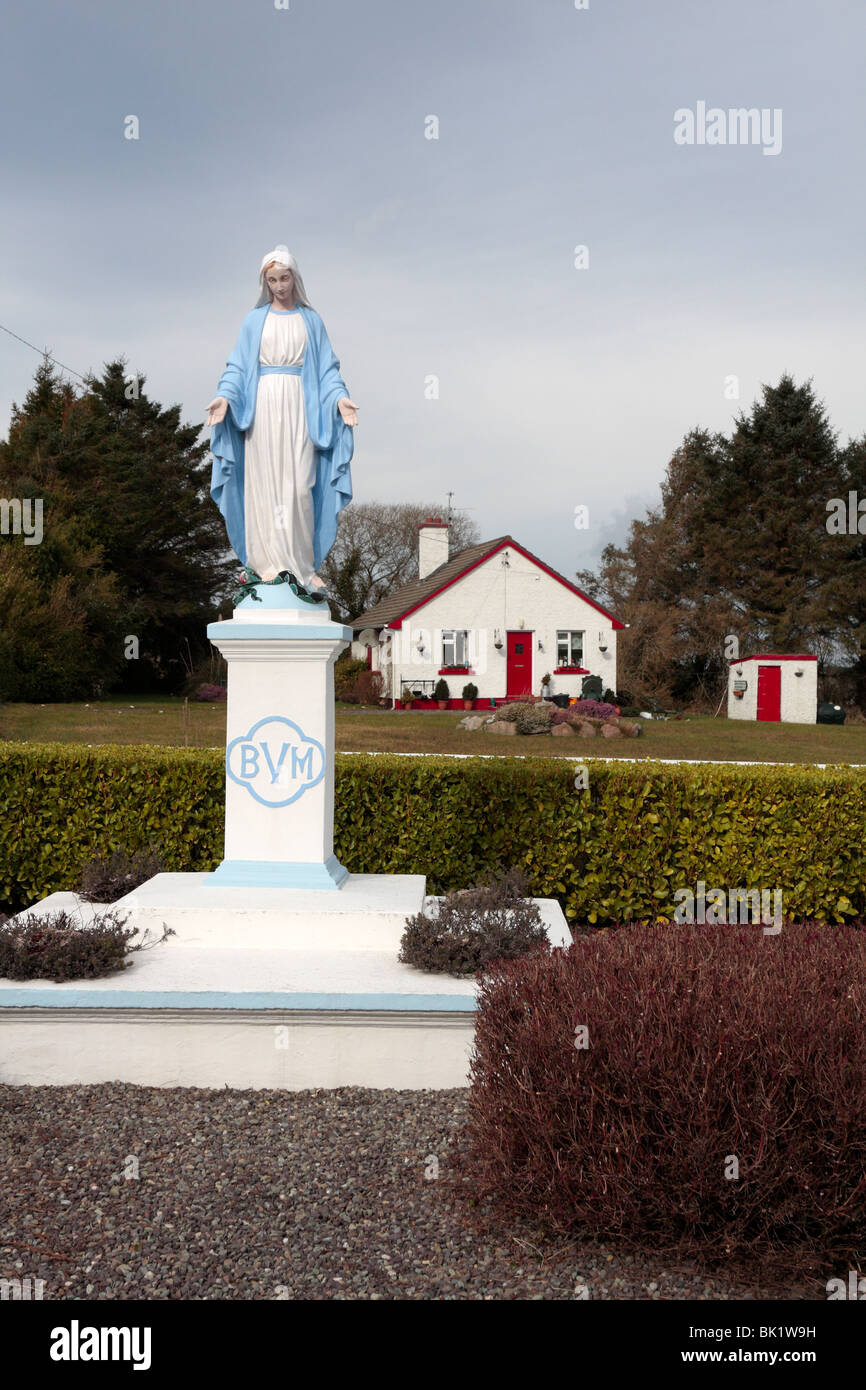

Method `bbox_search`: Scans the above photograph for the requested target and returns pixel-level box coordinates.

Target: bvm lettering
[226,715,325,807]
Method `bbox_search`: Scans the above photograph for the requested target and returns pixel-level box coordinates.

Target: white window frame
[442,629,469,667]
[556,630,584,667]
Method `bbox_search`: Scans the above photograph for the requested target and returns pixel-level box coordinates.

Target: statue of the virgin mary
[207,246,358,596]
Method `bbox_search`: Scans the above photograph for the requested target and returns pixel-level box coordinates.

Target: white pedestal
[0,578,577,1088]
[206,583,351,889]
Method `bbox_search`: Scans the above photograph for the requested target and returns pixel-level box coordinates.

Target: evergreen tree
[0,363,126,699]
[695,375,841,650]
[0,358,233,699]
[578,376,860,707]
[817,433,866,705]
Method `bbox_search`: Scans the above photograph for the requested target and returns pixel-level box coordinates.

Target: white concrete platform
[0,880,572,1089]
[0,1009,477,1090]
[0,942,479,1088]
[7,875,428,950]
[116,871,428,950]
[11,875,570,953]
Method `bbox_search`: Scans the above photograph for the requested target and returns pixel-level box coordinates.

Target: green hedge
[2,745,864,923]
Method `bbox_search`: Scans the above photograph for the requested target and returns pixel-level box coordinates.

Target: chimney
[417,517,450,580]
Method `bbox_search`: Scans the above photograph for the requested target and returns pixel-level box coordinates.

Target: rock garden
[459,697,643,741]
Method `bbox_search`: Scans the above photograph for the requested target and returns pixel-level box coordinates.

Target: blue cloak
[209,304,353,572]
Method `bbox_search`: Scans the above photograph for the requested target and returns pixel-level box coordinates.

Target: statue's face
[266,267,295,301]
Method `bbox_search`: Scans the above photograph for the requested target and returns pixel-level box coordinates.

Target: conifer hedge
[1,744,864,922]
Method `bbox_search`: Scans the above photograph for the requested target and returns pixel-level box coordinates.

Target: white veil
[254,245,313,309]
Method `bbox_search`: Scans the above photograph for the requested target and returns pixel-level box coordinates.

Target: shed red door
[756,665,781,721]
[506,632,532,700]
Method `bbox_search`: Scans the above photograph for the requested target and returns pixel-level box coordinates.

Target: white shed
[727,653,817,724]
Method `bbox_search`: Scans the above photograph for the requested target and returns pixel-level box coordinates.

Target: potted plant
[402,689,413,711]
[462,682,478,710]
[540,672,552,698]
[434,677,450,709]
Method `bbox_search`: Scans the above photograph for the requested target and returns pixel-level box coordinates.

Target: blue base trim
[207,621,351,642]
[207,579,351,642]
[206,855,349,890]
[0,990,476,1012]
[236,582,321,611]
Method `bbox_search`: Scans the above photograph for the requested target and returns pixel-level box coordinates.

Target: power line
[0,321,89,384]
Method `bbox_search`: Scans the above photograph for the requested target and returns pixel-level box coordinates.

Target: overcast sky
[2,0,863,579]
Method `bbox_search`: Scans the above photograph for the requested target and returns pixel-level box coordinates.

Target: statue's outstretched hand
[206,396,229,427]
[337,398,359,427]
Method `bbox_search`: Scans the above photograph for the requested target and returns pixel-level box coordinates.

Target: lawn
[0,696,227,750]
[2,697,865,764]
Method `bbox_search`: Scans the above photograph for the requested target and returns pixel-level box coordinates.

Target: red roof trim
[728,654,817,664]
[386,538,624,630]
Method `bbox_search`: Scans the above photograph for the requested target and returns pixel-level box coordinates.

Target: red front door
[506,631,532,700]
[756,665,781,721]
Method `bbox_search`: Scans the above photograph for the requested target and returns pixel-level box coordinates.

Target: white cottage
[349,519,624,709]
[727,653,818,723]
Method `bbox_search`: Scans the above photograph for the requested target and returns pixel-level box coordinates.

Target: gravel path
[0,1084,816,1300]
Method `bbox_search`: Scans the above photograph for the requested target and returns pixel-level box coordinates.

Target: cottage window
[442,630,469,667]
[556,631,584,667]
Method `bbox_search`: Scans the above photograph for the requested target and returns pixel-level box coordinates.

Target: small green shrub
[434,678,450,701]
[516,705,554,735]
[493,701,536,723]
[462,683,478,701]
[399,866,550,976]
[0,909,174,982]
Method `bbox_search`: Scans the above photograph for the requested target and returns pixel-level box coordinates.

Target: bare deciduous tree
[321,502,480,621]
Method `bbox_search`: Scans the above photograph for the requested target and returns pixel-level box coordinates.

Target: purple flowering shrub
[193,683,227,702]
[551,700,619,725]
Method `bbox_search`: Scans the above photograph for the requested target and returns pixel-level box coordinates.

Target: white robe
[243,308,318,583]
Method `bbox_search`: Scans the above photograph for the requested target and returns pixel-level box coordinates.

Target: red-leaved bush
[341,669,384,706]
[456,924,866,1268]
